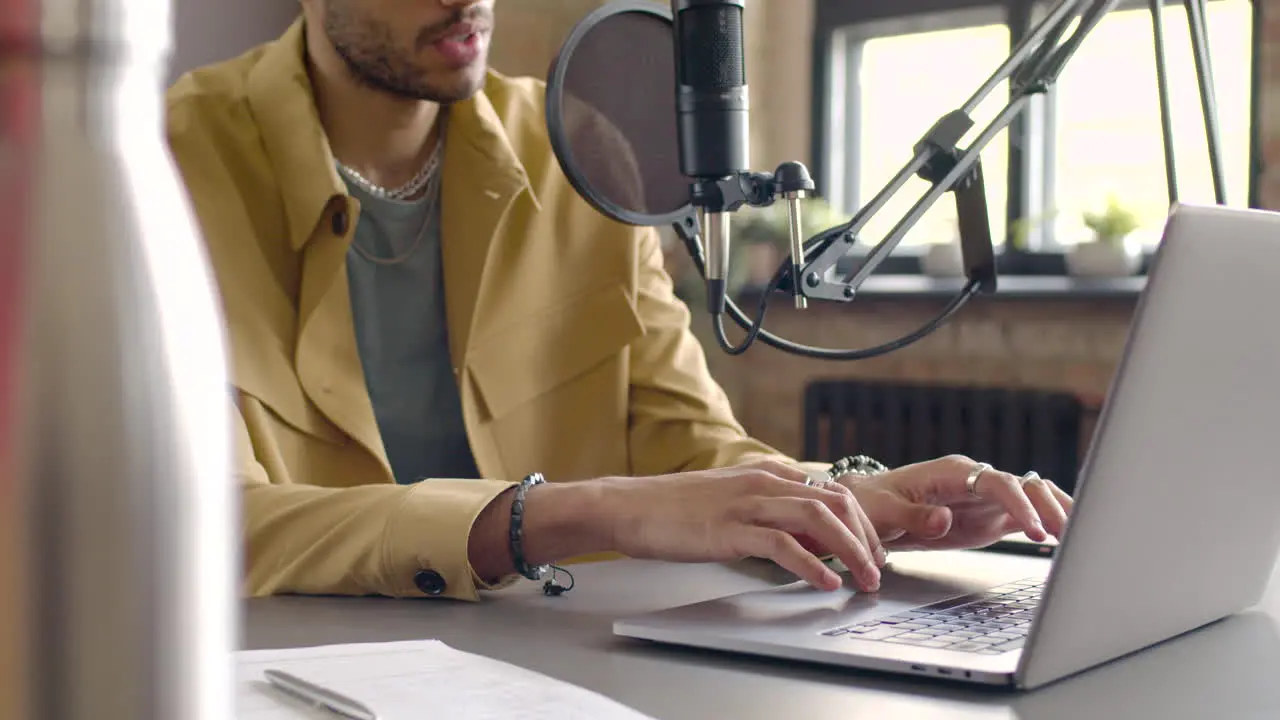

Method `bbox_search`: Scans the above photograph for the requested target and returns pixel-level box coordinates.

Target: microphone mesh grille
[552,9,690,218]
[678,4,745,91]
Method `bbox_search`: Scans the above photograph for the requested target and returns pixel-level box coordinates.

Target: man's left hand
[839,455,1073,551]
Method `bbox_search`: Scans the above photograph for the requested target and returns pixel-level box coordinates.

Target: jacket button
[413,569,447,596]
[331,210,349,236]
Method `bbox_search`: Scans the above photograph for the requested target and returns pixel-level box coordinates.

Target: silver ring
[966,463,993,497]
[805,476,839,490]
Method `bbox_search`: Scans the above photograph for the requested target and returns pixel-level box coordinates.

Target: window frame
[809,0,1261,277]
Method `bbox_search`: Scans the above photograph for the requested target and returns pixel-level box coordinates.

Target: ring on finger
[966,462,994,497]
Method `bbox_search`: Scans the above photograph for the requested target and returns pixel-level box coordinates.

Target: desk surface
[245,552,1280,720]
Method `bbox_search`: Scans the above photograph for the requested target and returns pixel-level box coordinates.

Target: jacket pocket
[227,318,347,445]
[467,282,644,421]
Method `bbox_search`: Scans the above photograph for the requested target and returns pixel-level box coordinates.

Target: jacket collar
[243,18,539,254]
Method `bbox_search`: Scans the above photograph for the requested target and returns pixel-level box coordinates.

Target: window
[1045,0,1253,247]
[814,0,1255,266]
[850,21,1011,250]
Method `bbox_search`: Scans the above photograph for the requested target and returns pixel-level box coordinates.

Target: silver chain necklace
[336,116,447,202]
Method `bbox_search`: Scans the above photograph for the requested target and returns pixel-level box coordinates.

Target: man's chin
[428,69,488,104]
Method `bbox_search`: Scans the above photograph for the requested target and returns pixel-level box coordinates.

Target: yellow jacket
[165,21,787,602]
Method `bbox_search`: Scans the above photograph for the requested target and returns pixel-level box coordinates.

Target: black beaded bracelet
[828,455,889,481]
[509,473,549,581]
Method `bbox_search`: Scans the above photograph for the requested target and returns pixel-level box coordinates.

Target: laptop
[614,203,1280,690]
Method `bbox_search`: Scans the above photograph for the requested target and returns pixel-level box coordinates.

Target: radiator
[803,380,1085,495]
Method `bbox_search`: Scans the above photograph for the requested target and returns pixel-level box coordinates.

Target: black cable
[682,228,982,361]
[542,564,575,597]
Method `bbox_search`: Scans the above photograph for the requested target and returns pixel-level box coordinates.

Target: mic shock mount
[678,0,1225,361]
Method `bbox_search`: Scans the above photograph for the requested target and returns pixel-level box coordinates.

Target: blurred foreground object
[0,0,238,718]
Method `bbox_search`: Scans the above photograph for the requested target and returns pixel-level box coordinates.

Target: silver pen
[263,668,380,720]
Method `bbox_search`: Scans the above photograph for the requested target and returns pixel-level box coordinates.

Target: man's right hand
[592,460,885,592]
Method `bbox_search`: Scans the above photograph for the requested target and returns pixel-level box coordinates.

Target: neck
[306,29,443,190]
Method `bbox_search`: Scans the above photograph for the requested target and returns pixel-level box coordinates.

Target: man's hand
[841,455,1074,552]
[598,460,885,592]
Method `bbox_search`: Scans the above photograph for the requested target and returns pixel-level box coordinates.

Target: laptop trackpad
[632,550,1051,635]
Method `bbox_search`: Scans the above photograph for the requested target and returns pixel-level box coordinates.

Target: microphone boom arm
[673,0,1224,359]
[798,0,1121,304]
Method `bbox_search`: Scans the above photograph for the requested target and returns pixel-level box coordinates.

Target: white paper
[237,639,655,720]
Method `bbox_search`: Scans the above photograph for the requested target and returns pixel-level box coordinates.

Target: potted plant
[1067,196,1143,277]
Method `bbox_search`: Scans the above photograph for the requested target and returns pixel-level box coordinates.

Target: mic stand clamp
[688,162,816,314]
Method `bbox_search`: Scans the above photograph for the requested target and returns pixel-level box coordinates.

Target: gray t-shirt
[343,179,480,484]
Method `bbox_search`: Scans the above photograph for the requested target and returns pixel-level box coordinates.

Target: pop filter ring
[545,0,699,234]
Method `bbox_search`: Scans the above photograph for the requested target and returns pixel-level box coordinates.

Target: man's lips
[428,21,489,44]
[428,23,488,67]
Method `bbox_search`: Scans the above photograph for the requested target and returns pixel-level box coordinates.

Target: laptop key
[969,636,1004,645]
[853,627,908,641]
[948,642,986,652]
[994,638,1025,652]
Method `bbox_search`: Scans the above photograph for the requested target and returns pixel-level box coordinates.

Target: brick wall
[703,297,1133,458]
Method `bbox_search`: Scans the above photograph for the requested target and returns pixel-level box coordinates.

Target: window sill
[848,274,1146,299]
[733,274,1146,303]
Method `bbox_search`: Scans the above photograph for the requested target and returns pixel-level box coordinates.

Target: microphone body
[671,0,750,314]
[672,0,750,180]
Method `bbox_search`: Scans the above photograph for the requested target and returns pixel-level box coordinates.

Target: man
[165,0,1072,602]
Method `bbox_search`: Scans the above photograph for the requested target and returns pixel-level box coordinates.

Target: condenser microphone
[672,0,749,180]
[672,0,750,315]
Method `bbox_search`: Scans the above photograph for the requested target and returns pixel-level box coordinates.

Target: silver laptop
[614,203,1280,690]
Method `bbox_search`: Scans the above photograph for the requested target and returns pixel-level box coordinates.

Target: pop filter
[545,1,697,235]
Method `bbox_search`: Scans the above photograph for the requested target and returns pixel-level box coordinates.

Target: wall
[1259,0,1280,206]
[487,0,813,170]
[169,0,298,82]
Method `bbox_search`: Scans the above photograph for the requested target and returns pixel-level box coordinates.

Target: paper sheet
[238,639,655,720]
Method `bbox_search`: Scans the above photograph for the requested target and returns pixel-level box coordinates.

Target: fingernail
[874,546,888,566]
[866,566,881,591]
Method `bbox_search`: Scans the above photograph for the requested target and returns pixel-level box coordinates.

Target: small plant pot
[1066,238,1141,278]
[921,243,966,277]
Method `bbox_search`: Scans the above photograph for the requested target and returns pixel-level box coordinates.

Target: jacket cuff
[381,479,516,601]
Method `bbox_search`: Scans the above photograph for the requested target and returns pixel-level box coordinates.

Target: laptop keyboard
[821,578,1043,655]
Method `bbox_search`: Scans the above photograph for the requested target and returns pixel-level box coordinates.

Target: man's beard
[323,2,488,103]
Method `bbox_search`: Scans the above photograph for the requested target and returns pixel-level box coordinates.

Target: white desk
[245,552,1280,720]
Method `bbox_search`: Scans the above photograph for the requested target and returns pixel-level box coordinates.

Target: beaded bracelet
[509,473,550,581]
[828,454,889,481]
